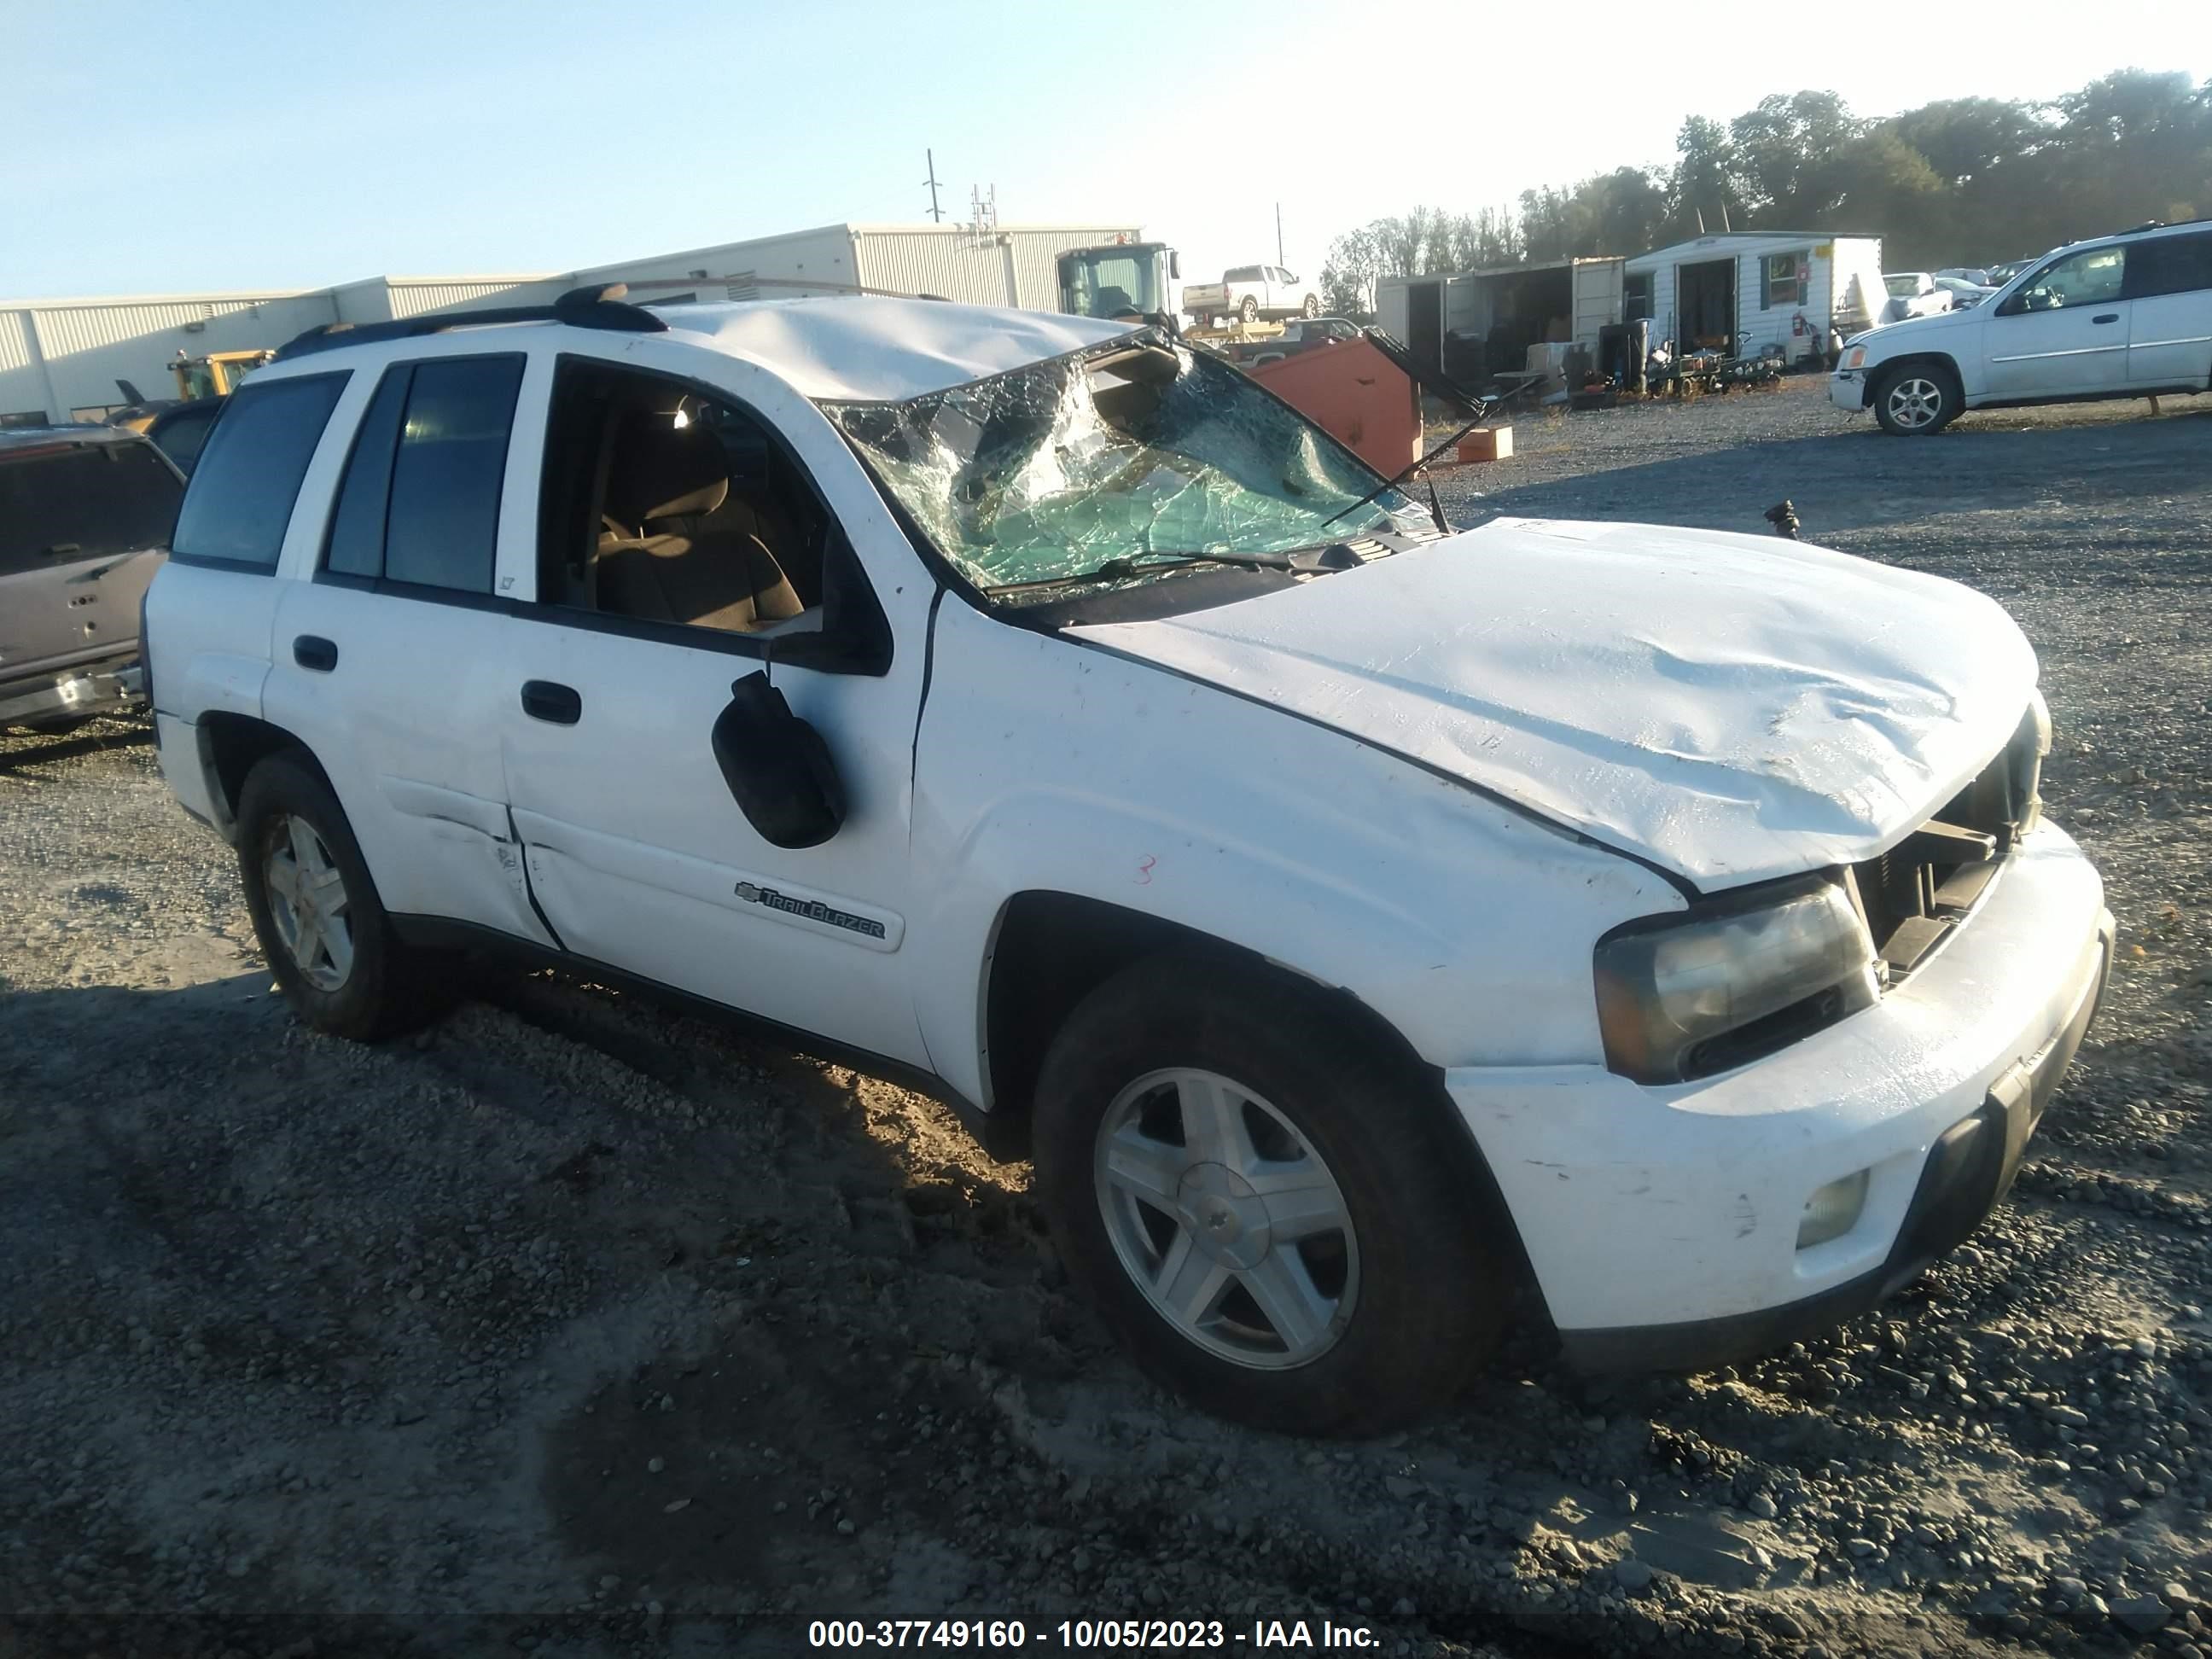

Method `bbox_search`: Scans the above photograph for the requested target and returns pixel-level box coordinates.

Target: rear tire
[235,753,450,1041]
[1238,294,1260,323]
[1033,953,1507,1435]
[1871,361,1961,434]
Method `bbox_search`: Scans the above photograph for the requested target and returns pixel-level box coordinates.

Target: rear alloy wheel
[1034,953,1508,1435]
[1872,362,1959,434]
[236,753,451,1040]
[264,813,355,992]
[1239,294,1260,323]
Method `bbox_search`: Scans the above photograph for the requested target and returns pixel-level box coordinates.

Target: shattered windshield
[824,336,1419,597]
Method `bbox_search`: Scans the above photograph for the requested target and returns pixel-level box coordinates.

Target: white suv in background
[147,286,2107,1432]
[1837,219,2212,434]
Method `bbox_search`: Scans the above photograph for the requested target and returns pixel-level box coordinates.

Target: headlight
[1594,879,1879,1084]
[1842,346,1867,371]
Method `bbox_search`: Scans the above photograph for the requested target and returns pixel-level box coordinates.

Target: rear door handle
[521,680,582,725]
[2092,312,2120,324]
[294,635,338,672]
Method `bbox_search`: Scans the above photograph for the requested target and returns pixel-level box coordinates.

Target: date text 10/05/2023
[806,1619,1382,1650]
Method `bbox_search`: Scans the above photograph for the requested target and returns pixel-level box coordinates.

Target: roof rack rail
[271,283,667,362]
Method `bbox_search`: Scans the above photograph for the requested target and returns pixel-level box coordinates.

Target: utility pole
[923,150,943,224]
[1275,202,1284,265]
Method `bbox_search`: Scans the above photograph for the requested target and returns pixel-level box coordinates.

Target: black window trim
[507,352,894,677]
[310,350,527,605]
[165,370,352,574]
[2121,229,2212,302]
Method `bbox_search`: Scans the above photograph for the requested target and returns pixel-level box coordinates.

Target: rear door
[262,349,553,944]
[2122,230,2212,390]
[1980,243,2132,400]
[0,435,181,692]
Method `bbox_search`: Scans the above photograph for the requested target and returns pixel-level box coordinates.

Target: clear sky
[9,0,2210,301]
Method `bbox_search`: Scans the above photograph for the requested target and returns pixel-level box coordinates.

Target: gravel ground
[4,379,2210,1659]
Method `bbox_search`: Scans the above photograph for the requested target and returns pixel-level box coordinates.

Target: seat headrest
[605,416,731,524]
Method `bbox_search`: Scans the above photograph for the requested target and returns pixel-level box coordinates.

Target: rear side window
[0,440,183,576]
[170,375,347,569]
[1227,265,1263,282]
[2125,232,2212,300]
[322,355,522,594]
[148,406,220,476]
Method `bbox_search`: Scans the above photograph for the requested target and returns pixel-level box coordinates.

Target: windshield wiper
[981,550,1297,597]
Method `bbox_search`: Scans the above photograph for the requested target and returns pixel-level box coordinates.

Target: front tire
[1033,954,1507,1435]
[235,752,448,1040]
[1301,293,1321,318]
[1871,361,1960,434]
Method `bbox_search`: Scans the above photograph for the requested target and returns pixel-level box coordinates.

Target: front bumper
[1447,821,2109,1366]
[0,662,145,728]
[1828,370,1866,411]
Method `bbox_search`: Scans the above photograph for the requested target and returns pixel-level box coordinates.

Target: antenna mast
[923,150,943,224]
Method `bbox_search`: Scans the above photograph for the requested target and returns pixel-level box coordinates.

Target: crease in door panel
[508,805,567,952]
[909,582,946,790]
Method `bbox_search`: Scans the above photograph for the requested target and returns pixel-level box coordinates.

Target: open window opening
[536,358,888,672]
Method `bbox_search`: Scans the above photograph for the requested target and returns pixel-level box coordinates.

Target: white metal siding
[852,226,1140,310]
[1376,279,1411,343]
[2,292,338,422]
[576,226,860,300]
[384,279,554,319]
[0,310,45,418]
[1571,259,1625,354]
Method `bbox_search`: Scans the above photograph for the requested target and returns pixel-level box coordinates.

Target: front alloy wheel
[1872,362,1959,434]
[1033,952,1508,1433]
[263,812,354,991]
[1096,1068,1358,1368]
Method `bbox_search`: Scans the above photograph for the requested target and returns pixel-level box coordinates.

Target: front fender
[905,604,1679,1109]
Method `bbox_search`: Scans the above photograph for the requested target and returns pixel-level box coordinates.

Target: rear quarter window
[0,440,183,577]
[170,374,349,570]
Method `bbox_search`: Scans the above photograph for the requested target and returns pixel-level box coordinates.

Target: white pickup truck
[1183,264,1322,325]
[144,286,2108,1433]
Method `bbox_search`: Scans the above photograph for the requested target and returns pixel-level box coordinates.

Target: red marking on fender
[1135,855,1156,886]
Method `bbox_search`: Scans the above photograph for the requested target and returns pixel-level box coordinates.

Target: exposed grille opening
[1852,732,2038,983]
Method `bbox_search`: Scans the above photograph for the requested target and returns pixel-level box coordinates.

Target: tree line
[1320,69,2212,315]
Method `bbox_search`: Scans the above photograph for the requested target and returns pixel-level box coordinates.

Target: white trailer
[1626,232,1885,364]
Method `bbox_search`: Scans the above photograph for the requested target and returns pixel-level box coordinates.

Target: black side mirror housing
[712,671,846,848]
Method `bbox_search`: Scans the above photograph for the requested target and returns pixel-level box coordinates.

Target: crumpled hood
[1067,516,2038,888]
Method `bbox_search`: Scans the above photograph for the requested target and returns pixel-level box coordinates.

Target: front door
[498,347,935,1068]
[1981,243,2132,400]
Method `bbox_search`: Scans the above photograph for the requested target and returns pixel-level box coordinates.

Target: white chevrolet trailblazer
[1835,218,2212,434]
[147,286,2111,1432]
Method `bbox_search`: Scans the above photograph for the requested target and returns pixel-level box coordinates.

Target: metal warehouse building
[1,221,1138,425]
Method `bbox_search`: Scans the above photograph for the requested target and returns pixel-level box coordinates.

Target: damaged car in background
[144,287,2110,1433]
[2,424,182,732]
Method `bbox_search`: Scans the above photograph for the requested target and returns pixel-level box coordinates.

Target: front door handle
[521,680,582,725]
[294,635,338,672]
[2092,312,2120,324]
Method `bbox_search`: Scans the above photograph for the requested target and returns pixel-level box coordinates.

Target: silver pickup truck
[1183,265,1322,326]
[0,425,183,731]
